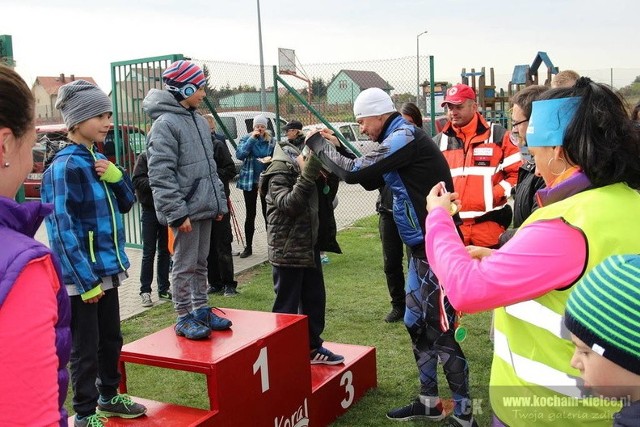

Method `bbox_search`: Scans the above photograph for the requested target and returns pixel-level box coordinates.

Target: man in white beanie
[305,87,477,426]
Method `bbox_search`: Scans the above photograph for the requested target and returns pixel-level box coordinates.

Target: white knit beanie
[252,114,268,128]
[353,88,396,119]
[55,80,112,129]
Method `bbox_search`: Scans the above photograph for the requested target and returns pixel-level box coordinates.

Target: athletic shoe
[158,290,172,300]
[175,313,211,340]
[74,414,106,427]
[140,293,152,308]
[193,306,232,331]
[320,254,330,264]
[386,397,445,421]
[385,306,405,323]
[96,394,147,419]
[442,414,479,427]
[207,285,224,294]
[239,246,252,258]
[224,286,239,297]
[310,346,345,365]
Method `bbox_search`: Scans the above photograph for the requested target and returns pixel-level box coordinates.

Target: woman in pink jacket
[424,78,640,426]
[0,64,71,426]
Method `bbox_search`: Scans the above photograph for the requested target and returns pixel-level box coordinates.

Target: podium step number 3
[118,308,376,426]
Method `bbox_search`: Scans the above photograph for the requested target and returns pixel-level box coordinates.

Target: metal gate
[110,54,184,248]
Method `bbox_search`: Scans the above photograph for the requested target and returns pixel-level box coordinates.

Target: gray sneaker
[140,293,152,307]
[96,394,147,419]
[74,414,106,427]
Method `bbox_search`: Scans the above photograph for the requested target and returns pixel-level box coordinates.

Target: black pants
[207,212,236,288]
[378,211,406,309]
[243,187,267,248]
[70,287,123,417]
[140,208,171,294]
[272,250,326,350]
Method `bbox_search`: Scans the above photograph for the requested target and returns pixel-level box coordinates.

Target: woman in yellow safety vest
[424,77,640,426]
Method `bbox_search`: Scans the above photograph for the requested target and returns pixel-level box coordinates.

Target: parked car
[216,111,288,173]
[302,122,377,156]
[422,115,448,137]
[23,123,146,199]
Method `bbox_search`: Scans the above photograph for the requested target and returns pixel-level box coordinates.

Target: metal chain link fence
[105,55,640,247]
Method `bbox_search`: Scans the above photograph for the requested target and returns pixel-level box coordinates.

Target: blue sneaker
[193,306,232,331]
[175,313,211,339]
[310,346,344,365]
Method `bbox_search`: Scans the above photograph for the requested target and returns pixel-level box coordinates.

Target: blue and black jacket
[41,142,135,295]
[307,113,457,257]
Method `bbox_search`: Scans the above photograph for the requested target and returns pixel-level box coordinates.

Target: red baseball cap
[441,84,476,107]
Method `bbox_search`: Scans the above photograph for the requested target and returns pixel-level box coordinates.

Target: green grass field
[66,215,493,425]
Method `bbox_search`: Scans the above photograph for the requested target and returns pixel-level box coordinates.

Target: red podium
[116,309,376,426]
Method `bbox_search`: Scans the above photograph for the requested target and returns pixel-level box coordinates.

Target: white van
[216,111,288,172]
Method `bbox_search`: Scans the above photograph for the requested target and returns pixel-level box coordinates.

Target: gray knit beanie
[55,80,112,129]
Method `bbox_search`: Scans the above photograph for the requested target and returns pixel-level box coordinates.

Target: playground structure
[461,52,560,127]
[460,66,509,127]
[508,51,559,95]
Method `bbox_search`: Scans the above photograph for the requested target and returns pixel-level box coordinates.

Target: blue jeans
[140,208,171,294]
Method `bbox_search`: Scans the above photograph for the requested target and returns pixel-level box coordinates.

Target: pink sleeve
[0,256,61,427]
[425,207,586,313]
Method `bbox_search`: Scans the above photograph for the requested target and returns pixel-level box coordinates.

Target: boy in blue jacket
[42,80,146,427]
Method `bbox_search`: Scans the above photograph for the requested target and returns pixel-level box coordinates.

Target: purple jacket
[0,196,71,426]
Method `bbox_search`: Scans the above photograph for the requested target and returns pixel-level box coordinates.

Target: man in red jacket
[433,84,522,248]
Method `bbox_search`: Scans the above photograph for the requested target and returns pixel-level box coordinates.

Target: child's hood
[51,142,93,163]
[143,88,189,120]
[261,143,300,180]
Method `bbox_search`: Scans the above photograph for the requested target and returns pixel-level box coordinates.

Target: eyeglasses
[512,118,529,128]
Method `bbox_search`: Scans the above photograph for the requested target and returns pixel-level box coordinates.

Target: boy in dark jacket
[132,151,172,307]
[204,114,239,296]
[260,143,344,365]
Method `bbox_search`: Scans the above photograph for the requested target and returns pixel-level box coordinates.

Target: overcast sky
[4,0,639,92]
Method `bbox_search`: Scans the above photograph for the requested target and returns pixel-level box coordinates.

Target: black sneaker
[310,346,345,365]
[207,285,223,294]
[386,397,444,421]
[239,246,252,258]
[96,394,147,419]
[158,290,172,300]
[224,286,239,297]
[442,414,479,427]
[385,306,405,323]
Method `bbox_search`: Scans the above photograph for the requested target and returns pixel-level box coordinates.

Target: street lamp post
[257,0,267,111]
[416,30,428,107]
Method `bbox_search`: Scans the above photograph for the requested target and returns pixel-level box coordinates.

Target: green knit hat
[564,254,640,375]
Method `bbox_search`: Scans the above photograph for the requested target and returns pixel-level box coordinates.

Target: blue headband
[526,97,580,147]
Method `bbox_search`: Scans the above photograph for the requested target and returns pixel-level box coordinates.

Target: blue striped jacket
[41,143,135,295]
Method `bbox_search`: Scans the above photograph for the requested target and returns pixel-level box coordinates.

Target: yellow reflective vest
[491,183,640,426]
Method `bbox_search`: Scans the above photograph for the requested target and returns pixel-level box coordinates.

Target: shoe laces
[109,393,134,407]
[83,414,107,427]
[210,306,227,315]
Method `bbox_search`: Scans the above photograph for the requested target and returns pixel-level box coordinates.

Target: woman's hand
[466,245,493,259]
[426,182,461,214]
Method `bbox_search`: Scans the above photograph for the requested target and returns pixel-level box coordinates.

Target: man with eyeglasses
[433,84,522,249]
